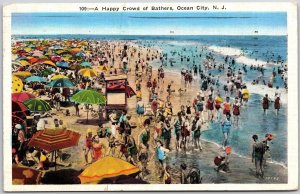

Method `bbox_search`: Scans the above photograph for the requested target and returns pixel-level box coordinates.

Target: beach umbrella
[16,56,28,61]
[38,60,56,67]
[13,71,32,78]
[71,89,106,105]
[51,74,68,80]
[12,92,36,102]
[78,68,97,77]
[51,56,62,62]
[28,57,39,64]
[38,68,54,77]
[23,98,51,112]
[32,50,44,57]
[75,52,85,58]
[36,45,45,51]
[12,166,42,185]
[71,89,106,122]
[12,75,24,93]
[56,62,69,69]
[47,78,75,88]
[80,62,92,68]
[19,60,30,66]
[70,48,81,54]
[99,175,149,184]
[28,128,81,152]
[25,76,48,83]
[27,128,81,170]
[96,65,110,72]
[79,156,140,184]
[24,47,32,53]
[12,100,28,113]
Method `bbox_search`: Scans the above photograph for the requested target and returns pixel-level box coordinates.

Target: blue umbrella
[75,52,85,57]
[25,76,48,83]
[16,56,28,61]
[56,62,69,69]
[80,61,92,67]
[47,78,75,88]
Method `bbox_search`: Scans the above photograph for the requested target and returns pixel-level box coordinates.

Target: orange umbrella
[79,156,140,184]
[28,58,39,64]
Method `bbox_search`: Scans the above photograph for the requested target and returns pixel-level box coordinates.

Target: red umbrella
[12,92,36,102]
[28,129,81,152]
[12,100,28,113]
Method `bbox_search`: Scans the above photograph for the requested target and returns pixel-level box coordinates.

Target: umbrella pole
[54,150,57,171]
[86,110,89,123]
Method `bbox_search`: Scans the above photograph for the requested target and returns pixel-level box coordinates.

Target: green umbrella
[23,99,51,112]
[71,89,106,123]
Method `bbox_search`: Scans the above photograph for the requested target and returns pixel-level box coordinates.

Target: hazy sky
[12,12,287,35]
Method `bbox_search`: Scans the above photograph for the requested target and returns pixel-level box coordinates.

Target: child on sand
[214,147,232,173]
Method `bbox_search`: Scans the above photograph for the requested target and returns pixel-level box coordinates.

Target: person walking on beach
[215,94,223,122]
[84,129,94,165]
[155,140,170,179]
[252,134,264,177]
[181,116,190,151]
[223,97,232,117]
[173,112,183,151]
[274,93,281,116]
[191,114,203,151]
[136,98,145,117]
[232,97,241,128]
[221,114,232,149]
[262,94,271,115]
[206,95,214,122]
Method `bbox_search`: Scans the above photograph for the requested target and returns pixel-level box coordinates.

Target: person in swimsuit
[223,97,231,117]
[221,114,232,149]
[262,94,271,115]
[173,112,183,151]
[215,94,223,122]
[84,129,94,165]
[181,116,190,151]
[206,95,214,122]
[274,93,280,116]
[232,97,241,128]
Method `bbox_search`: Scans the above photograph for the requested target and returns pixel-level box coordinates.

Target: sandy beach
[10,36,288,185]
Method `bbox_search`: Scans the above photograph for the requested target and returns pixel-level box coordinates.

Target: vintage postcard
[3,2,298,191]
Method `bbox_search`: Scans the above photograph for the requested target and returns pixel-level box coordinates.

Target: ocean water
[13,34,288,164]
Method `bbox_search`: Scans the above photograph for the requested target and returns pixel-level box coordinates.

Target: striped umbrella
[23,99,51,112]
[28,128,81,152]
[28,129,81,170]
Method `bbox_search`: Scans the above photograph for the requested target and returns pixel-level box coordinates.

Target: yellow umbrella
[24,47,32,53]
[78,156,140,184]
[12,75,23,93]
[78,68,98,77]
[13,71,32,78]
[51,74,68,80]
[19,60,30,66]
[41,60,56,67]
[97,65,110,72]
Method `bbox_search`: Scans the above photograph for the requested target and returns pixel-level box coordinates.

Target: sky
[11,12,287,36]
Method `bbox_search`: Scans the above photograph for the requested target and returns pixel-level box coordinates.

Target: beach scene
[10,11,288,185]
